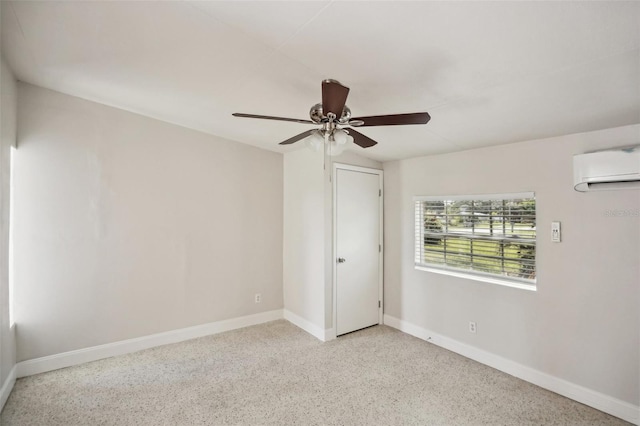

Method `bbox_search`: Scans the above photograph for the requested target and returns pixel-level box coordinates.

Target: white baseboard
[0,365,17,412]
[17,309,283,378]
[283,309,334,342]
[383,314,639,425]
[323,327,336,342]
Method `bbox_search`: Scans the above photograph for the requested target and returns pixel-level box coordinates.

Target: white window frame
[414,192,537,291]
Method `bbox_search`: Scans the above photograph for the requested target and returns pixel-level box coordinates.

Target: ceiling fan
[233,79,431,155]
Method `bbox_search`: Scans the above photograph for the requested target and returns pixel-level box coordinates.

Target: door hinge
[379,189,382,196]
[379,244,381,253]
[378,301,381,308]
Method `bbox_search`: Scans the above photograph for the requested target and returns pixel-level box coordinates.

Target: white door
[335,166,382,336]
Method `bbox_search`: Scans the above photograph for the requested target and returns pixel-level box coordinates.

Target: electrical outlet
[254,293,261,304]
[469,321,477,333]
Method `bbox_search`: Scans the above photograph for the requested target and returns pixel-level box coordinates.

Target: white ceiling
[2,1,639,162]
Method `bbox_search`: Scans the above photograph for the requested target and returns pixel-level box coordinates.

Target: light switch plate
[551,221,561,242]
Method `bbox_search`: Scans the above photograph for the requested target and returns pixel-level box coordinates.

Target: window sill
[415,265,537,291]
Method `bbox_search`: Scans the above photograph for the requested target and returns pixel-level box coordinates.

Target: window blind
[414,193,536,284]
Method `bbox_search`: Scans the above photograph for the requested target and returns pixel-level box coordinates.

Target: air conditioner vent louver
[573,145,640,192]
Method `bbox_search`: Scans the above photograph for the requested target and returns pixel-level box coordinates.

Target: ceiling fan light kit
[326,129,353,156]
[233,79,431,153]
[305,131,324,153]
[305,129,353,156]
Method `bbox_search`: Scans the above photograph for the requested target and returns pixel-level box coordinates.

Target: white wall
[283,148,381,336]
[383,124,640,406]
[14,83,284,361]
[283,149,325,332]
[0,56,17,393]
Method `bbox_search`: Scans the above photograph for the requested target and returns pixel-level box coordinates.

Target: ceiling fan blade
[233,113,313,124]
[322,79,350,118]
[351,112,431,127]
[279,129,317,145]
[347,129,377,148]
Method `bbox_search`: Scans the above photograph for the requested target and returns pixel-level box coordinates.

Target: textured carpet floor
[0,320,630,425]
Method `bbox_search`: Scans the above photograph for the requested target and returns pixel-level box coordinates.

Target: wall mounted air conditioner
[573,145,640,192]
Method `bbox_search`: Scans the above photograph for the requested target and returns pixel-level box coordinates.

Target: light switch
[551,221,561,242]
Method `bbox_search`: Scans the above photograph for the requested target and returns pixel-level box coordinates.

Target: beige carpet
[0,320,630,425]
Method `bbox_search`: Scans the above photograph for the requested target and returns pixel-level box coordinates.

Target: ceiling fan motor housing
[310,103,352,124]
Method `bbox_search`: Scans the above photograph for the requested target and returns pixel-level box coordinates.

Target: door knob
[337,257,346,263]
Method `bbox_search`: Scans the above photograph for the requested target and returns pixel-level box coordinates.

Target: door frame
[332,163,384,338]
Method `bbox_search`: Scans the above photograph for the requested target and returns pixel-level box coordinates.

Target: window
[414,193,536,286]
